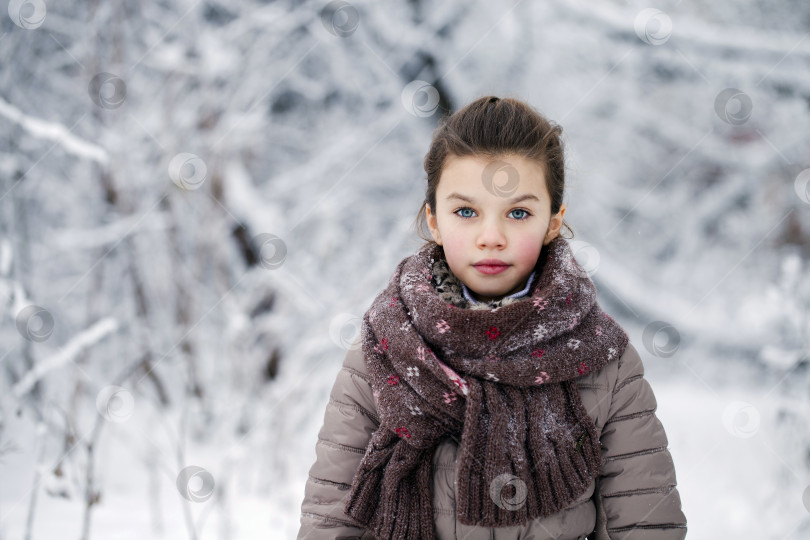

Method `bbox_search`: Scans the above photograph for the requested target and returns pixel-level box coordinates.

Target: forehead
[438,153,548,200]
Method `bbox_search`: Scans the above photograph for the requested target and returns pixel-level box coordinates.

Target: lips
[473,259,510,275]
[474,259,508,266]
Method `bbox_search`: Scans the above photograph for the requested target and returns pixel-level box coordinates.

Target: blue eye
[453,207,532,220]
[455,207,476,219]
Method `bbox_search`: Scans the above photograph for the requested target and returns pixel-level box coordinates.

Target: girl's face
[426,153,566,303]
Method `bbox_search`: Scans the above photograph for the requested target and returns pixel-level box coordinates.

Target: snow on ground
[2,347,809,539]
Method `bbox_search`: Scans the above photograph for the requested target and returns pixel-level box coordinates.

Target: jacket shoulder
[296,336,379,539]
[342,335,369,375]
[617,341,644,378]
[327,336,377,424]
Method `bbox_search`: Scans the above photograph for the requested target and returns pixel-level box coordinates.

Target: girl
[297,96,687,539]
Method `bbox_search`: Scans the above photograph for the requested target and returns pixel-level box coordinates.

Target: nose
[476,217,506,249]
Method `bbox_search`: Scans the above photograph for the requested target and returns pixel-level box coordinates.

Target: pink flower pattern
[437,362,468,396]
[370,244,619,427]
[373,337,388,354]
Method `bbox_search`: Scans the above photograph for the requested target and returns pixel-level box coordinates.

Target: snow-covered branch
[0,96,109,165]
[12,318,119,398]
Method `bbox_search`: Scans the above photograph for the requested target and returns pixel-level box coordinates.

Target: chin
[469,284,507,299]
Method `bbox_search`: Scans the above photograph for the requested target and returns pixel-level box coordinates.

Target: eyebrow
[445,192,541,205]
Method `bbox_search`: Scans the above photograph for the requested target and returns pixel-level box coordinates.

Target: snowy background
[1,0,809,538]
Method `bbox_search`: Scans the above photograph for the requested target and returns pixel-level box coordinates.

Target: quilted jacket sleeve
[297,337,378,540]
[596,342,687,539]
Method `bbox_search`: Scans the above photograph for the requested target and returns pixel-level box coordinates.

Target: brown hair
[413,95,574,246]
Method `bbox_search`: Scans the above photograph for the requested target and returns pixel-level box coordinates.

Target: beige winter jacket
[297,336,687,539]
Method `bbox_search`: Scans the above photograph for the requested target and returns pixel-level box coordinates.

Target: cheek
[513,235,544,267]
[441,234,466,266]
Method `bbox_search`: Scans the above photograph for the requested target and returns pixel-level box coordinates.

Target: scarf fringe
[455,381,604,527]
[345,429,437,538]
[455,438,601,527]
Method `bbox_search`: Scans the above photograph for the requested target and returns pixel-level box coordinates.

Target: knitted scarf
[344,236,629,538]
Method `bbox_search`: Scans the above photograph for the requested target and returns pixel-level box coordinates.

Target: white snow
[1,0,809,538]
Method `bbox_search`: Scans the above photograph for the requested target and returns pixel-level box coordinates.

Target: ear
[425,203,443,246]
[543,203,566,245]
